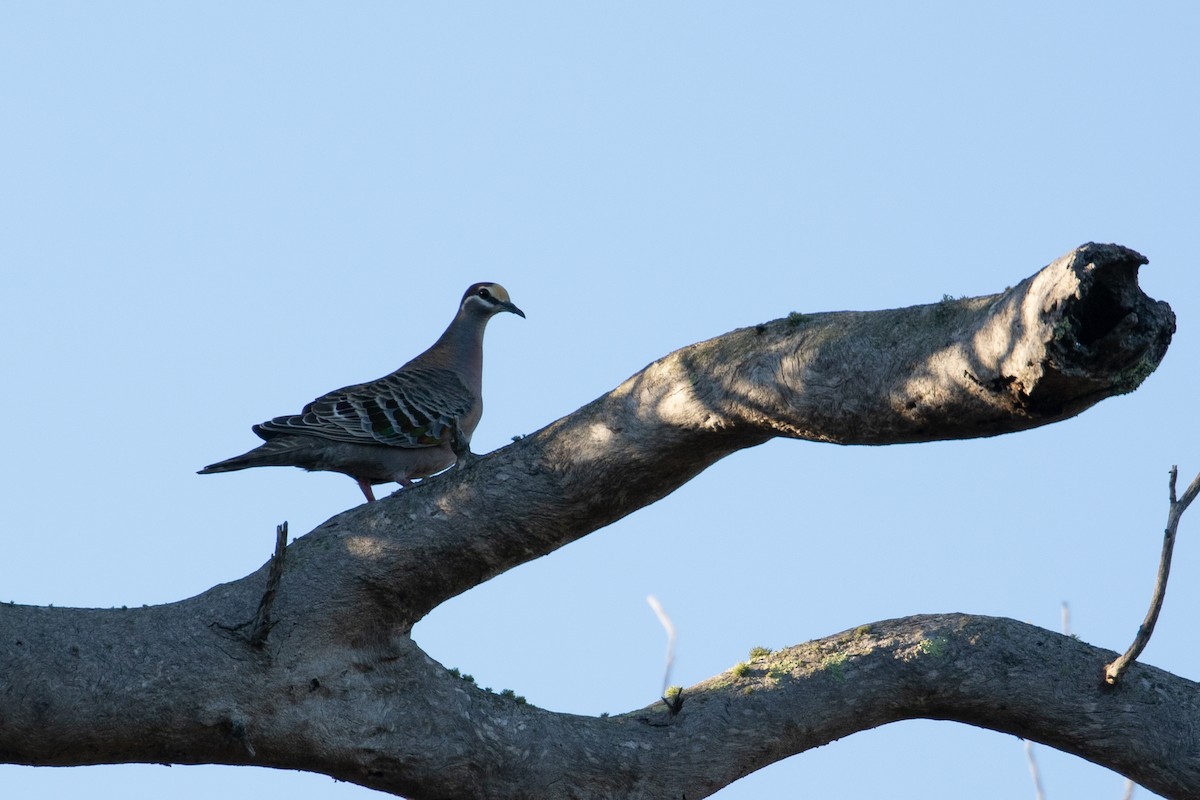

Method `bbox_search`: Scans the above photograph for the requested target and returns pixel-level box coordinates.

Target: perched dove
[199,282,524,502]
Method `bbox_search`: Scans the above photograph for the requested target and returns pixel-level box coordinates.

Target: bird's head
[462,282,525,319]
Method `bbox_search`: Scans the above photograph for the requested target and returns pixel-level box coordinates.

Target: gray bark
[0,243,1184,798]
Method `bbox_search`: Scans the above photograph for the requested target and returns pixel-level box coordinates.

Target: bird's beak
[503,301,526,318]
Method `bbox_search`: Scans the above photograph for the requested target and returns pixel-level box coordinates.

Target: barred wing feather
[255,367,474,449]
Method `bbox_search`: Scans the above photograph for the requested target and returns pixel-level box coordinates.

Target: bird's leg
[450,420,475,468]
[356,478,377,503]
[385,475,417,498]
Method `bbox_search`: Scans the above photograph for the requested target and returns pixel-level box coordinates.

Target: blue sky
[2,3,1197,798]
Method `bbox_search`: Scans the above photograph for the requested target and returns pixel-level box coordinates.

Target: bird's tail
[196,453,248,472]
[197,453,258,474]
[197,438,300,474]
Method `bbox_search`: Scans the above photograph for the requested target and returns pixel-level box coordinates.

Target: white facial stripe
[463,294,496,312]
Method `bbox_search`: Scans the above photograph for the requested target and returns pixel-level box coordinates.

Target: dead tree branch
[1106,467,1200,684]
[212,521,289,649]
[246,522,289,648]
[0,244,1182,799]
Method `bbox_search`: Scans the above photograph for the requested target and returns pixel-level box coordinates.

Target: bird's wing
[255,367,475,448]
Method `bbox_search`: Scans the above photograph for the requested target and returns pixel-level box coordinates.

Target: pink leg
[383,475,416,499]
[356,478,377,503]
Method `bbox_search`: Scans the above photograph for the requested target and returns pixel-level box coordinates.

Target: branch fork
[0,244,1186,798]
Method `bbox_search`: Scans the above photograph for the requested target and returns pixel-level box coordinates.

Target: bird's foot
[449,421,474,464]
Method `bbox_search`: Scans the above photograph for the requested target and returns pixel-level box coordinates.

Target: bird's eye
[477,287,492,299]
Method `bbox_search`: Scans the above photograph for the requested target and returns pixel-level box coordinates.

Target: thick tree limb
[363,241,1174,622]
[3,610,1197,798]
[0,244,1181,798]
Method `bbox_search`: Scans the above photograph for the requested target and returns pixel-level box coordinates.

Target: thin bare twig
[214,522,289,648]
[1024,739,1046,800]
[1105,467,1200,685]
[646,594,676,696]
[647,595,683,714]
[246,521,289,647]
